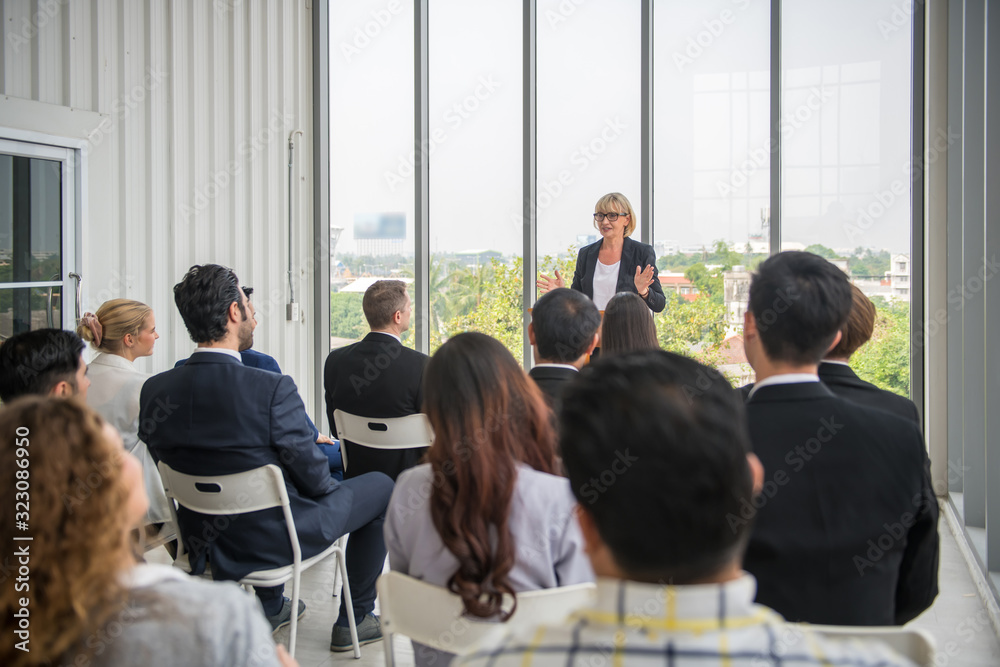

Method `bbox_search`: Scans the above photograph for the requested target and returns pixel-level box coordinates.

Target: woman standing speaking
[536,192,666,312]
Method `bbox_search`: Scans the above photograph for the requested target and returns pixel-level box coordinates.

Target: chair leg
[332,534,347,596]
[289,568,302,658]
[335,546,361,659]
[383,629,395,667]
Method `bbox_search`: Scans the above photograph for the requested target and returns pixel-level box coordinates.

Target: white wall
[0,0,321,419]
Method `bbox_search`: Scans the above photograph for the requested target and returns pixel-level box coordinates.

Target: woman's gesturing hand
[536,269,565,294]
[634,264,655,297]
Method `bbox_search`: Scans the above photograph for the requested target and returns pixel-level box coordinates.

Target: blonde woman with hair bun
[77,299,172,532]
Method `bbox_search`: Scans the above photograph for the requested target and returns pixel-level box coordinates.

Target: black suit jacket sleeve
[895,448,941,624]
[271,375,338,498]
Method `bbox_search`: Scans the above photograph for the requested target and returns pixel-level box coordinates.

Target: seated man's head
[560,350,762,584]
[0,329,89,403]
[363,280,411,334]
[529,288,601,367]
[825,284,876,362]
[173,264,255,350]
[744,251,852,371]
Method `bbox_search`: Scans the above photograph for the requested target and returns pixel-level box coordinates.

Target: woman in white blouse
[78,299,172,532]
[536,192,666,313]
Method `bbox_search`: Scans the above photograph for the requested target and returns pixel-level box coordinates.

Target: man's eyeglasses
[594,212,628,222]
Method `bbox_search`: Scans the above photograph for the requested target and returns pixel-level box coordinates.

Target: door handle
[68,272,82,323]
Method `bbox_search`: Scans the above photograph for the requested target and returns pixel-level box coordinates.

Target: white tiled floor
[148,522,1000,666]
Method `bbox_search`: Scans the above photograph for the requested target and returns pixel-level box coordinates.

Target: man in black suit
[820,284,920,425]
[324,280,428,481]
[527,288,600,411]
[740,251,938,626]
[140,265,391,650]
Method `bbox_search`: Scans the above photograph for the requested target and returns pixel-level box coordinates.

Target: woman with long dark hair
[600,291,660,356]
[384,332,593,666]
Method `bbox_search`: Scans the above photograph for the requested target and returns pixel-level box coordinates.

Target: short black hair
[560,350,754,583]
[748,251,852,365]
[531,288,601,362]
[242,286,254,299]
[0,329,86,402]
[173,264,245,344]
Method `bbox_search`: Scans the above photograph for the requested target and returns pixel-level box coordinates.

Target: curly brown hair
[423,332,559,621]
[0,397,133,667]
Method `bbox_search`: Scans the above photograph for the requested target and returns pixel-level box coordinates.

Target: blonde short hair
[77,299,153,353]
[594,192,637,238]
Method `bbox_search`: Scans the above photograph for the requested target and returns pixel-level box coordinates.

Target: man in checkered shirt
[457,351,919,667]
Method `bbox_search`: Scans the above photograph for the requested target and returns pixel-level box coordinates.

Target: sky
[328,0,914,262]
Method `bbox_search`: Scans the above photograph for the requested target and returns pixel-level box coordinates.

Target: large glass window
[652,0,770,383]
[329,1,415,349]
[536,0,643,309]
[781,0,913,397]
[428,0,522,357]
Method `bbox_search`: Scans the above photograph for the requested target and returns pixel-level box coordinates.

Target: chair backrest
[333,410,434,450]
[157,462,302,566]
[377,571,595,655]
[804,624,936,667]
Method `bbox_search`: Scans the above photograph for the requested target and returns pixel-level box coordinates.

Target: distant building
[354,212,406,257]
[886,253,911,302]
[723,266,751,335]
[576,234,599,246]
[658,272,699,301]
[656,240,681,256]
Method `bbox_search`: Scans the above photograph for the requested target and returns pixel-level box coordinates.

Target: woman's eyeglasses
[594,212,628,222]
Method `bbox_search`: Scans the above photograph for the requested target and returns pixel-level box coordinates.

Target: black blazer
[571,236,666,313]
[819,362,921,426]
[743,382,939,626]
[139,352,349,582]
[528,365,579,412]
[324,332,430,480]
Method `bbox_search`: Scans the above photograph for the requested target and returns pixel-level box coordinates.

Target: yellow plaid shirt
[455,575,918,667]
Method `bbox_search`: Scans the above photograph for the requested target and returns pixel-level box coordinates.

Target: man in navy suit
[175,286,343,478]
[140,264,391,650]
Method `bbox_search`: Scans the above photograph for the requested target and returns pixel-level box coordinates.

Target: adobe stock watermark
[877,0,922,40]
[913,254,1000,351]
[578,449,639,505]
[339,0,405,63]
[177,109,293,224]
[83,68,169,158]
[852,488,935,576]
[4,0,68,54]
[507,117,628,230]
[726,415,844,532]
[543,0,589,31]
[717,86,835,197]
[843,126,960,244]
[672,0,753,72]
[384,76,502,192]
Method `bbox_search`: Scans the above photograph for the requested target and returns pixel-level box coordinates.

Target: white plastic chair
[376,571,595,667]
[801,624,936,667]
[332,410,434,473]
[157,462,361,659]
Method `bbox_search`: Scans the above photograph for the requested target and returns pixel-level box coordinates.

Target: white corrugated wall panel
[0,0,319,421]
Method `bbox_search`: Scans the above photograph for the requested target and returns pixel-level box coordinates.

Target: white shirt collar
[192,347,242,361]
[822,359,851,367]
[748,373,819,399]
[370,330,401,343]
[533,363,579,372]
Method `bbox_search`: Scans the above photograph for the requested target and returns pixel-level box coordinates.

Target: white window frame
[0,132,84,331]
